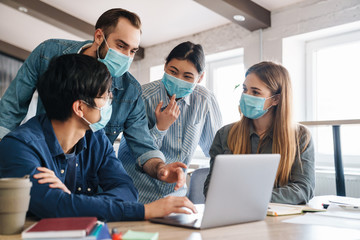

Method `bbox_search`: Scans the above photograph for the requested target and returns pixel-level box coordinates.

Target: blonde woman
[204,61,315,204]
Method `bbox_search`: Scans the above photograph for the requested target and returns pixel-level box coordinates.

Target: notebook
[149,154,280,229]
[22,217,98,239]
[267,203,326,216]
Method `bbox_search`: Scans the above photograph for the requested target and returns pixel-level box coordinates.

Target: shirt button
[60,169,65,174]
[87,188,91,192]
[76,163,78,167]
[113,131,116,134]
[77,187,82,191]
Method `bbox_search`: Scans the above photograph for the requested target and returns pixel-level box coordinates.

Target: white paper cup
[0,178,32,235]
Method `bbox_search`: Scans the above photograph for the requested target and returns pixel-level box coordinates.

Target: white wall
[130,0,360,85]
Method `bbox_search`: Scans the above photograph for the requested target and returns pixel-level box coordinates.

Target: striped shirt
[118,80,222,203]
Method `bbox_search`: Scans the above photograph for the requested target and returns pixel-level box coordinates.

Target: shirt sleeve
[271,127,315,204]
[0,136,145,221]
[149,124,168,149]
[199,94,223,157]
[0,42,45,138]
[122,91,165,170]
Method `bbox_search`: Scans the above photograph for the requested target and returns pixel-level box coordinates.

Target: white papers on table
[283,204,360,229]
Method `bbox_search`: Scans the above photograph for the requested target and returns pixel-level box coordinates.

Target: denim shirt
[0,114,144,221]
[0,39,164,167]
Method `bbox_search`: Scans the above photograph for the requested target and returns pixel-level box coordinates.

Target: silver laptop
[149,154,280,229]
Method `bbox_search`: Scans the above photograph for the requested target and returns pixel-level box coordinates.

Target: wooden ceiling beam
[0,40,30,61]
[195,0,270,31]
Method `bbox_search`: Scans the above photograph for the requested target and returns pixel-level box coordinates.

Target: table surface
[2,196,360,240]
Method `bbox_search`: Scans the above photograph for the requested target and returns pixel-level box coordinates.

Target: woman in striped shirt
[118,41,222,203]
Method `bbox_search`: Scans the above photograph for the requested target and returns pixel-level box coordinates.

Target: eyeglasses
[94,90,113,107]
[82,90,113,110]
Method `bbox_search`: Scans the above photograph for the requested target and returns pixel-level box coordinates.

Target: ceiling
[0,0,305,60]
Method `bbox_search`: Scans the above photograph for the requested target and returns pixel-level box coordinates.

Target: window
[194,49,244,165]
[306,30,360,170]
[0,53,23,97]
[150,64,164,82]
[205,48,244,126]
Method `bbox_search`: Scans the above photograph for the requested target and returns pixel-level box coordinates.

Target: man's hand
[143,158,187,190]
[33,167,71,194]
[155,94,180,131]
[157,162,187,190]
[144,196,197,219]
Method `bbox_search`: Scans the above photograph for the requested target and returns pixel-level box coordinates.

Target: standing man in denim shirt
[0,8,186,189]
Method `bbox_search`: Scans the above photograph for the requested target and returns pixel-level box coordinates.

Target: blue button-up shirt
[118,80,222,203]
[0,114,144,221]
[0,39,164,168]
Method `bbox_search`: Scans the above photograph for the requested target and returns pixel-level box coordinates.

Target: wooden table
[2,214,360,240]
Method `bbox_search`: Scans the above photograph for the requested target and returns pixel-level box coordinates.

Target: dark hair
[95,8,142,37]
[165,41,205,74]
[37,54,112,121]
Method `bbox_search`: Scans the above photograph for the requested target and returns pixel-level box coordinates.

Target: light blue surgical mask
[97,36,133,77]
[161,73,196,98]
[239,93,276,119]
[81,100,112,132]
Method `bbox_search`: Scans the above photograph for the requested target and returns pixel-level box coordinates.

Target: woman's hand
[155,94,180,131]
[33,167,71,194]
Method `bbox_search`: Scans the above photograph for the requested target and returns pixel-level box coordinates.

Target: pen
[322,203,329,209]
[267,207,278,216]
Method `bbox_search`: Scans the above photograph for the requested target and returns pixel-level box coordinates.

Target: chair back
[187,167,210,204]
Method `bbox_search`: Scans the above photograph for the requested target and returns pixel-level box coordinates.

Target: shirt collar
[249,123,273,139]
[77,42,92,54]
[41,115,87,158]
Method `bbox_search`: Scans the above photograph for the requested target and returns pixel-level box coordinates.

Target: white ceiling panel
[42,0,230,47]
[0,3,84,52]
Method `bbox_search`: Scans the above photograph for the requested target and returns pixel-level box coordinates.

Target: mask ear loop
[265,94,280,110]
[97,32,109,59]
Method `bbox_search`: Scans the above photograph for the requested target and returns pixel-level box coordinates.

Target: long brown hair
[228,61,307,186]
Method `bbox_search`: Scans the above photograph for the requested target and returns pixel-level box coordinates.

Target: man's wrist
[142,158,165,179]
[154,161,166,179]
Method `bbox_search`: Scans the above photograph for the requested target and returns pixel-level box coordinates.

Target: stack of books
[21,217,111,239]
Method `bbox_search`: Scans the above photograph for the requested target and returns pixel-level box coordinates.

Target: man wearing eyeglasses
[0,54,196,221]
[0,8,186,190]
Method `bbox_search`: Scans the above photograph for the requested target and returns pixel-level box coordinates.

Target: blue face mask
[239,93,276,119]
[82,100,113,132]
[97,36,133,78]
[161,73,196,98]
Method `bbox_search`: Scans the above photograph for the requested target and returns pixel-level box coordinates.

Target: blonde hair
[228,61,309,186]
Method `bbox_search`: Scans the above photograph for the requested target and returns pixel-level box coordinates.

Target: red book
[22,217,98,239]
